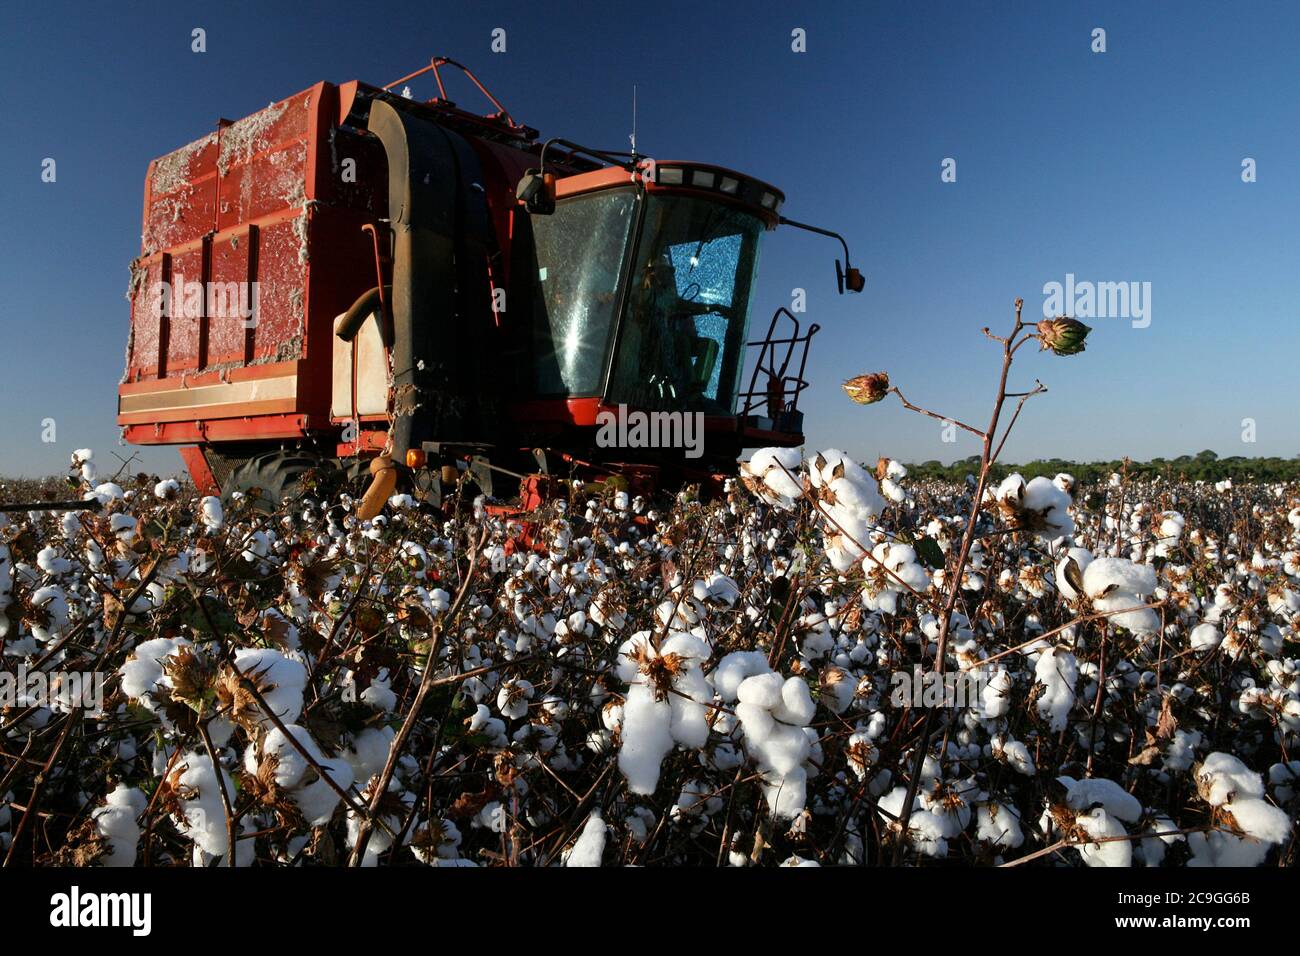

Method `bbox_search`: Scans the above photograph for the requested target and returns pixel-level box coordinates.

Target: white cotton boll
[1075,808,1132,867]
[36,547,73,576]
[1137,815,1182,866]
[468,703,509,748]
[344,725,396,784]
[1162,728,1202,772]
[704,572,740,606]
[1082,558,1157,600]
[233,648,306,725]
[92,785,146,867]
[1157,511,1184,542]
[981,668,1012,718]
[496,678,534,719]
[154,479,181,500]
[295,756,354,827]
[906,808,949,858]
[119,636,190,705]
[564,810,606,867]
[1268,761,1300,802]
[1196,752,1264,807]
[1060,776,1143,823]
[1035,647,1078,732]
[618,683,674,795]
[660,633,712,748]
[175,752,236,857]
[976,802,1023,849]
[71,448,94,467]
[30,585,69,637]
[820,666,856,715]
[739,447,803,510]
[358,675,396,713]
[90,482,125,504]
[625,806,655,845]
[110,513,138,543]
[1022,476,1071,523]
[733,668,814,819]
[780,854,820,867]
[757,721,811,776]
[1190,622,1222,651]
[774,676,816,726]
[737,671,784,711]
[763,766,808,821]
[255,725,314,787]
[1223,798,1291,846]
[1187,830,1270,867]
[347,785,413,866]
[199,495,224,529]
[1092,591,1160,635]
[846,730,879,780]
[998,738,1036,776]
[1055,547,1094,601]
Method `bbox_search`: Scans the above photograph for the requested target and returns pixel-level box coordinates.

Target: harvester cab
[118,56,863,513]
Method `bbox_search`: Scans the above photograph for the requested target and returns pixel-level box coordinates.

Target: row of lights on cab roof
[652,164,782,213]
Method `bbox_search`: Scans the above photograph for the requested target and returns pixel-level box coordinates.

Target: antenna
[629,84,638,157]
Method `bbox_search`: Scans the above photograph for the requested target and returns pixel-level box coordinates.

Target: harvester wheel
[222,451,336,511]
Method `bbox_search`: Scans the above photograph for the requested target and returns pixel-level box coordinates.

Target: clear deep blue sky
[2,0,1297,477]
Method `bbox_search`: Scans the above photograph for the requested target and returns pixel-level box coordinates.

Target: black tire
[221,450,335,511]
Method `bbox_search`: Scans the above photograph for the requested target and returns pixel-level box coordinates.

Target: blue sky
[1,0,1296,477]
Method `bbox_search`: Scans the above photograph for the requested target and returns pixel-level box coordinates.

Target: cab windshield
[526,187,763,412]
[528,188,638,396]
[607,195,763,414]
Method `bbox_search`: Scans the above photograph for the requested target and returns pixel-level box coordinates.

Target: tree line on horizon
[901,449,1300,485]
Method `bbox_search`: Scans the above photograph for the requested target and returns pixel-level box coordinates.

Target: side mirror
[516,170,555,215]
[836,259,866,294]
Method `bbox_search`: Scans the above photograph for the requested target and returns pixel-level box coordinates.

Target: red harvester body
[120,58,860,508]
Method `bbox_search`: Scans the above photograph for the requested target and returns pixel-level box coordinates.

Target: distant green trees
[902,453,1300,485]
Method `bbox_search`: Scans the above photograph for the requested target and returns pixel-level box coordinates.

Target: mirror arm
[777,216,864,294]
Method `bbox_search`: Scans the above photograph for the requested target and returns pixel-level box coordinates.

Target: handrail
[739,307,820,419]
[382,56,523,130]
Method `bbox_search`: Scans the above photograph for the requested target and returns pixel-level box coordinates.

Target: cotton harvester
[118,57,863,516]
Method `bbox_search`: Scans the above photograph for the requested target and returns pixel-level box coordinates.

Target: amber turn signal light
[405,449,426,469]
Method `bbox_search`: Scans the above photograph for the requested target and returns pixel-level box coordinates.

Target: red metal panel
[207,228,253,365]
[251,216,307,363]
[121,81,392,445]
[143,132,218,253]
[165,246,205,373]
[127,254,167,380]
[178,446,220,497]
[216,92,311,230]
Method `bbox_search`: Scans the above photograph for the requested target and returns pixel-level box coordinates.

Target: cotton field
[0,441,1296,869]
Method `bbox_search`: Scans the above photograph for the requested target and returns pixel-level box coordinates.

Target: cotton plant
[807,449,887,572]
[1186,752,1293,866]
[8,390,1300,869]
[615,630,713,794]
[1040,776,1143,867]
[992,473,1075,542]
[860,541,931,615]
[716,652,819,820]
